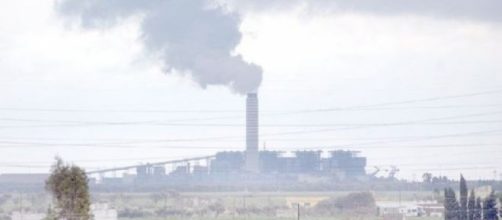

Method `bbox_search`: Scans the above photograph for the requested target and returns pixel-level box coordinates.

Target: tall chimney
[245,93,259,173]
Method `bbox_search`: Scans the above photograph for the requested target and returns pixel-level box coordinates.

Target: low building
[417,201,443,217]
[0,174,48,184]
[377,200,442,218]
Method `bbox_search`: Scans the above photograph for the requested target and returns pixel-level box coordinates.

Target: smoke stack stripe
[245,93,259,173]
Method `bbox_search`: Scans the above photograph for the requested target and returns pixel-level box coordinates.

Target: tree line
[444,175,500,220]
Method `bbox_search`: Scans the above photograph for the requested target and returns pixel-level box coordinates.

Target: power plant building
[209,150,366,178]
[76,93,369,189]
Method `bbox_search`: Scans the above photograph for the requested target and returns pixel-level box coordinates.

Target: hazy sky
[1,0,501,180]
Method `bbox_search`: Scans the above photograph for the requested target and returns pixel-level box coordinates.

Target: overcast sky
[1,0,501,180]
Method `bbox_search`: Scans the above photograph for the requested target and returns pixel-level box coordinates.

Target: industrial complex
[88,94,368,189]
[92,149,367,187]
[0,94,370,191]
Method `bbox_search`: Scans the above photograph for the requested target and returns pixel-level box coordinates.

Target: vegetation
[475,198,483,220]
[468,189,477,220]
[482,191,498,220]
[444,175,500,220]
[1,183,501,219]
[45,157,91,220]
[315,192,376,215]
[444,188,460,220]
[460,175,468,220]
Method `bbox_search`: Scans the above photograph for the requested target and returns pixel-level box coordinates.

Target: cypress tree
[468,190,476,220]
[444,188,451,220]
[445,188,460,220]
[499,197,502,219]
[474,197,482,220]
[482,191,498,220]
[460,175,468,220]
[453,189,461,220]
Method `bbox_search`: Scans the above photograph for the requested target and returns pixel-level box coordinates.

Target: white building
[377,201,426,217]
[377,200,443,218]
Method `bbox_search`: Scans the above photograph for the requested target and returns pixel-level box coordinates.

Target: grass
[0,190,437,220]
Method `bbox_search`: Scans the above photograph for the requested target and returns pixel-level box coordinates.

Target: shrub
[315,192,376,215]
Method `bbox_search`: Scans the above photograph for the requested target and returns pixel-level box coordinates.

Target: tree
[468,189,476,220]
[43,205,57,220]
[460,175,468,220]
[45,157,91,220]
[208,202,225,218]
[474,197,482,220]
[150,193,164,206]
[499,197,502,220]
[445,188,460,220]
[316,192,376,215]
[483,191,498,220]
[423,173,433,183]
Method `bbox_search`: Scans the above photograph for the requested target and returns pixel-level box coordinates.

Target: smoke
[55,0,262,94]
[55,0,501,94]
[221,0,502,24]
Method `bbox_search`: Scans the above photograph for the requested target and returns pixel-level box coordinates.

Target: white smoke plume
[55,0,262,94]
[222,0,502,23]
[55,0,500,94]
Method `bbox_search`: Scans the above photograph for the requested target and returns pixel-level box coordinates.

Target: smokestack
[245,93,259,173]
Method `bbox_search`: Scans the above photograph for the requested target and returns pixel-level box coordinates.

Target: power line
[1,106,501,131]
[0,115,244,126]
[1,161,499,172]
[286,88,502,113]
[2,119,502,129]
[1,103,502,114]
[252,111,502,139]
[0,88,501,114]
[0,119,500,147]
[341,129,502,148]
[0,142,501,150]
[0,129,499,147]
[1,144,500,171]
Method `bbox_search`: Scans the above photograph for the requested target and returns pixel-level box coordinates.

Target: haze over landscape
[1,0,502,181]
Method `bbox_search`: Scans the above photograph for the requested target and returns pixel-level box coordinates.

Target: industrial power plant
[79,93,370,190]
[0,93,377,192]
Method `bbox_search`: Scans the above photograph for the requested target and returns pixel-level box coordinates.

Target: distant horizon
[1,0,501,180]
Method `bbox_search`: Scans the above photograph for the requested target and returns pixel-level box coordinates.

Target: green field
[0,191,439,220]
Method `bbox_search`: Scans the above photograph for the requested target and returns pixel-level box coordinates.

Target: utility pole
[164,192,167,220]
[243,196,247,220]
[19,192,23,220]
[399,189,402,213]
[297,203,300,220]
[232,197,236,220]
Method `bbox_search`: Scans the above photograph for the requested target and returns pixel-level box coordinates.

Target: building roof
[0,173,49,184]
